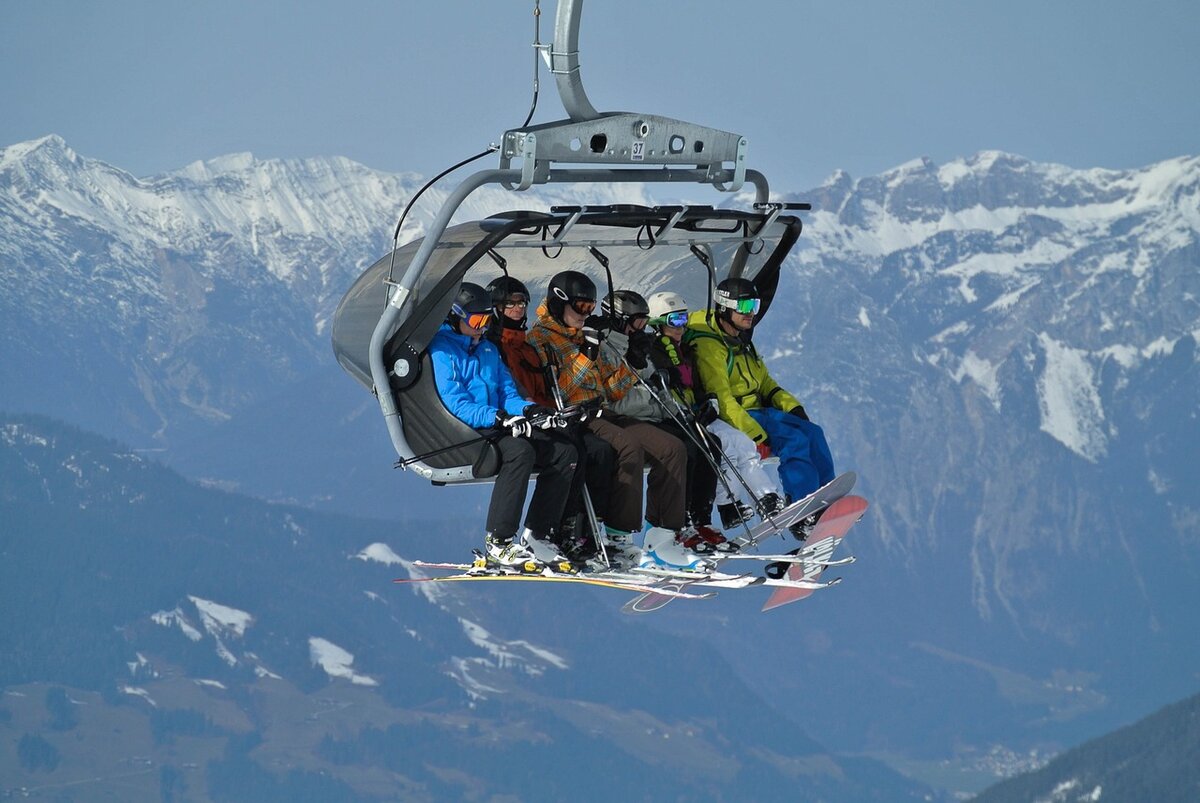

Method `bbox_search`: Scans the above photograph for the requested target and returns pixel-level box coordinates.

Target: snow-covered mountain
[0,413,932,801]
[3,135,1198,794]
[0,134,653,447]
[793,150,1199,463]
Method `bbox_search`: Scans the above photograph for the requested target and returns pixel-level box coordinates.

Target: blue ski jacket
[429,323,531,429]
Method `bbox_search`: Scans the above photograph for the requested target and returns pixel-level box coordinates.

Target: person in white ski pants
[645,291,786,531]
[705,417,779,507]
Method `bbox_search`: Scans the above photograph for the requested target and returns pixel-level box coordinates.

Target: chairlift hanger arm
[502,0,748,192]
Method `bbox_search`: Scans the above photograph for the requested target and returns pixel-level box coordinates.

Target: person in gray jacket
[598,290,724,554]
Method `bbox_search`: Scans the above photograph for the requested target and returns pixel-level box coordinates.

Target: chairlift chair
[330,0,810,486]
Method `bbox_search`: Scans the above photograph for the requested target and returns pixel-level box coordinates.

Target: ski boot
[484,533,543,574]
[717,500,756,530]
[639,526,715,573]
[558,532,598,564]
[687,523,738,553]
[521,528,578,574]
[598,525,642,570]
[755,492,787,520]
[553,515,598,564]
[675,524,716,555]
[789,511,821,542]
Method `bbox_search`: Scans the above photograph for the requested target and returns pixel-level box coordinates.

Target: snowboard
[733,470,857,549]
[761,494,868,611]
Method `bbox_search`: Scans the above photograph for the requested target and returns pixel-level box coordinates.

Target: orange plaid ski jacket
[527,302,638,407]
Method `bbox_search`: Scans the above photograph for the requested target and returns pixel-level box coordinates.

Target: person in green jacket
[686,277,836,538]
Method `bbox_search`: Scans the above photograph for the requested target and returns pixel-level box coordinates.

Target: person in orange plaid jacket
[527,270,688,566]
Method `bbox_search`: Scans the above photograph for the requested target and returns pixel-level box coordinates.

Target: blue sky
[2,0,1197,191]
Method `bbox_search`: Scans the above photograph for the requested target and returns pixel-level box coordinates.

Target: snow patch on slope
[308,637,378,686]
[354,542,404,565]
[152,607,204,642]
[189,595,253,637]
[458,618,569,675]
[1037,334,1107,461]
[954,350,1003,410]
[121,686,157,707]
[371,548,446,605]
[446,657,503,702]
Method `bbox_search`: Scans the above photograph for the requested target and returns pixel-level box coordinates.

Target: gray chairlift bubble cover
[331,206,801,477]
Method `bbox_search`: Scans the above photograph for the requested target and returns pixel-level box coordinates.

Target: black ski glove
[695,397,720,426]
[584,314,616,333]
[788,405,809,421]
[523,404,559,430]
[495,410,532,438]
[626,330,652,370]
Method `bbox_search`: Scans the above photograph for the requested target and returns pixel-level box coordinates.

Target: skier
[428,282,579,567]
[686,278,835,539]
[599,289,731,555]
[485,275,615,561]
[527,271,696,569]
[645,291,786,532]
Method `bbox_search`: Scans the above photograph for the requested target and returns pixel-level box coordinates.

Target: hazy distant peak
[0,133,78,171]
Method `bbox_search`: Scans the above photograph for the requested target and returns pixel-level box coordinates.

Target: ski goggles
[661,310,689,328]
[452,304,493,330]
[723,297,760,315]
[569,297,597,315]
[500,295,529,310]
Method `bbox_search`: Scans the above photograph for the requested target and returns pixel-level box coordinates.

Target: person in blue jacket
[428,282,580,567]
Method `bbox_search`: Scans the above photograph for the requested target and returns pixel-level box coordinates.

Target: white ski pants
[706,418,779,504]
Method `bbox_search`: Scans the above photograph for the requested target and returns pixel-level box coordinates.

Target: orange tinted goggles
[453,303,493,329]
[464,311,493,329]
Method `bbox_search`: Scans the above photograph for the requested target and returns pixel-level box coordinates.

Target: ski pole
[636,367,774,524]
[623,359,758,539]
[396,434,491,469]
[544,357,611,567]
[396,406,582,469]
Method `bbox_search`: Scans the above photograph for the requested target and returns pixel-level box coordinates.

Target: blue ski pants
[748,408,835,501]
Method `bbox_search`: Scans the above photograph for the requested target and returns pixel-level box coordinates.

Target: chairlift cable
[387,145,498,261]
[385,1,545,301]
[520,0,543,129]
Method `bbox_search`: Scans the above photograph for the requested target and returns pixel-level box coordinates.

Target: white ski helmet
[647,291,688,322]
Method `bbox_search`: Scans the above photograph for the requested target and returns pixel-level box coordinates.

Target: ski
[621,579,707,615]
[403,491,868,612]
[395,572,714,599]
[718,552,857,567]
[415,559,752,587]
[734,471,857,549]
[625,565,751,583]
[761,494,868,611]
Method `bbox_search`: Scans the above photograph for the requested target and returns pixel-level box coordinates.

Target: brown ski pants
[586,415,687,533]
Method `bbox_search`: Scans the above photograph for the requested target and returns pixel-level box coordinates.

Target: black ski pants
[578,429,619,523]
[483,429,579,540]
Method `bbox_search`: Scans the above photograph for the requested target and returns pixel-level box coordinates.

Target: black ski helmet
[487,275,530,306]
[714,277,761,321]
[447,281,493,328]
[487,276,531,329]
[547,270,597,321]
[600,289,651,330]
